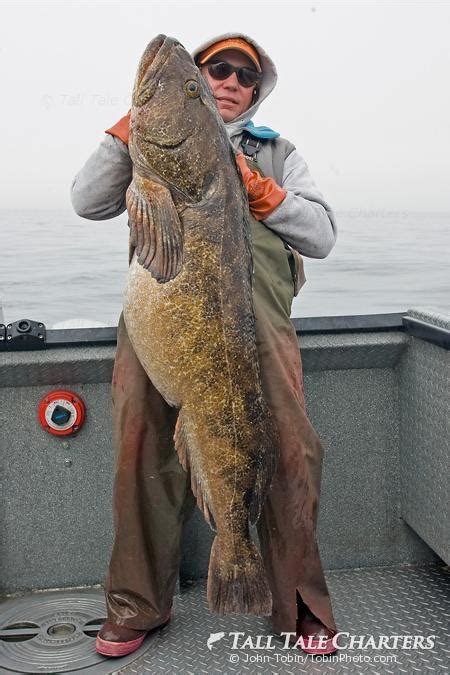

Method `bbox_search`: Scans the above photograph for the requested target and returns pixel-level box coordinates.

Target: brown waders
[104,212,337,636]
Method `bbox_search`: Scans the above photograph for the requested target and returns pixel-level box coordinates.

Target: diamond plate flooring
[113,564,450,674]
[0,564,448,674]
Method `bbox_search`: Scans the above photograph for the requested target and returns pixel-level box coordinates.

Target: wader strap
[240,132,262,161]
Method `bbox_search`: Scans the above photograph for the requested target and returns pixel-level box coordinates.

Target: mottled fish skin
[123,34,279,616]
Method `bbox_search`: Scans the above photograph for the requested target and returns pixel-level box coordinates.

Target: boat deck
[1,308,449,673]
[0,563,448,674]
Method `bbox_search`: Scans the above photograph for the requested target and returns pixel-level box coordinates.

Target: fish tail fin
[207,536,272,616]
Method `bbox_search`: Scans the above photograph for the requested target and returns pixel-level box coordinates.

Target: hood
[191,32,277,139]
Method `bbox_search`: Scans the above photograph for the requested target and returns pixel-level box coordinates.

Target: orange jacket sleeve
[105,110,131,145]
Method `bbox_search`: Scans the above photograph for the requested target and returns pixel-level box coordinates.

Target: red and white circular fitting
[38,390,86,436]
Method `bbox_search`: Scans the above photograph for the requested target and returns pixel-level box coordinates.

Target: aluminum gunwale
[0,311,448,350]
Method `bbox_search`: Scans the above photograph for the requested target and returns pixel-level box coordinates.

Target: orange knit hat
[197,38,262,73]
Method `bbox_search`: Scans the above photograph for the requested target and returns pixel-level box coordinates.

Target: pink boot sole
[96,632,146,657]
[95,615,171,657]
[301,636,338,655]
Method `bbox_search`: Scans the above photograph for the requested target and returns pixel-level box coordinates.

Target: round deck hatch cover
[0,589,161,673]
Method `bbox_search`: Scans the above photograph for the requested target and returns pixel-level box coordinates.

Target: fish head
[129,35,228,204]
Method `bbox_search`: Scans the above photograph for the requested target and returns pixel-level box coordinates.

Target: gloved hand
[235,152,287,221]
[105,110,131,145]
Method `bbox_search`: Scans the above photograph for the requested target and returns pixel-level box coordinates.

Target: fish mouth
[133,35,190,147]
[135,34,181,103]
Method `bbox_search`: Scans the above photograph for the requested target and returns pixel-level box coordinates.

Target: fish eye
[184,79,200,98]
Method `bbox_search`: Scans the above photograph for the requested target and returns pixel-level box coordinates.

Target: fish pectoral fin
[174,413,217,531]
[126,176,183,282]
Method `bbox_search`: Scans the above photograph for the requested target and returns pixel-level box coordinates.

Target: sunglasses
[206,61,261,88]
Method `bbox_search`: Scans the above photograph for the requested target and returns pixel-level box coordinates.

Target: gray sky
[1,0,449,211]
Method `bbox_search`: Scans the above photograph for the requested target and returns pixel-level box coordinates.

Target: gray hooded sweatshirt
[70,33,337,259]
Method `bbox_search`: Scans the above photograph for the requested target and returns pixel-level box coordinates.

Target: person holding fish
[71,33,339,658]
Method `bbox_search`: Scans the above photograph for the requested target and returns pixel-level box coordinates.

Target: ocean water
[0,209,448,328]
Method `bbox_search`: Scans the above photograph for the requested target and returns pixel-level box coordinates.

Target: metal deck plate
[0,564,448,674]
[0,589,160,674]
[114,564,450,675]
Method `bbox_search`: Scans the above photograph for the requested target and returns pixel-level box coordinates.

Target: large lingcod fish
[123,34,279,616]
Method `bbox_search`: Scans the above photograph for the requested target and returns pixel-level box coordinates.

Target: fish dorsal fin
[174,412,217,531]
[126,176,183,282]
